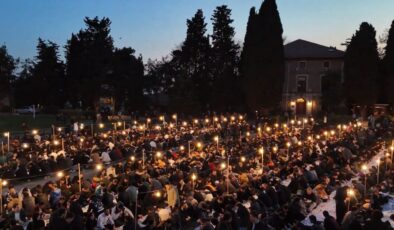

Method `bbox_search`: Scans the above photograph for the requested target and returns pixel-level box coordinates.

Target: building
[282,39,345,116]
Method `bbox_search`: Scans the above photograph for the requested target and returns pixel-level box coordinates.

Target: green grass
[0,114,56,133]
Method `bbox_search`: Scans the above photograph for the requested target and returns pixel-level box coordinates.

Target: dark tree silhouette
[384,20,394,105]
[31,39,65,108]
[343,22,379,110]
[210,5,241,111]
[242,0,285,112]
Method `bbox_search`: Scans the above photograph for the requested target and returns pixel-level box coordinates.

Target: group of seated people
[0,114,393,230]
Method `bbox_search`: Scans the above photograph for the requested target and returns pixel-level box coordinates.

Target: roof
[284,39,345,59]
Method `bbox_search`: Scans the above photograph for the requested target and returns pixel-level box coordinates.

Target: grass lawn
[0,114,57,133]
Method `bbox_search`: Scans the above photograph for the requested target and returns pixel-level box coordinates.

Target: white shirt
[97,213,114,230]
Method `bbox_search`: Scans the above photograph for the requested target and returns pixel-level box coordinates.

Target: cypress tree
[384,20,394,104]
[242,0,284,112]
[343,22,379,109]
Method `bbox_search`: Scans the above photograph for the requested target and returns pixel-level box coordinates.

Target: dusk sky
[1,0,394,62]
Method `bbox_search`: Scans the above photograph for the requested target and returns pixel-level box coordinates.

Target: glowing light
[272,146,278,153]
[213,136,219,142]
[361,164,367,171]
[180,145,185,151]
[154,191,161,198]
[316,135,321,139]
[220,162,226,170]
[191,174,197,181]
[241,156,246,162]
[22,143,29,149]
[57,127,62,132]
[196,142,203,149]
[53,140,60,146]
[259,147,264,155]
[246,132,250,137]
[117,121,122,127]
[103,134,108,138]
[239,115,243,120]
[182,121,188,126]
[298,141,302,146]
[80,123,84,129]
[347,188,355,197]
[32,130,38,135]
[1,180,7,186]
[57,171,64,178]
[231,116,235,121]
[156,151,162,158]
[130,156,135,161]
[286,142,291,148]
[96,164,103,170]
[214,117,219,122]
[99,123,104,129]
[290,120,295,125]
[3,132,9,137]
[147,118,151,123]
[159,116,164,121]
[172,114,177,120]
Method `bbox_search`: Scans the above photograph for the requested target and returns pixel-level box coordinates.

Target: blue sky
[1,0,393,62]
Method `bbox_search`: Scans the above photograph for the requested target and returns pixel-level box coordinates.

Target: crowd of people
[0,113,393,230]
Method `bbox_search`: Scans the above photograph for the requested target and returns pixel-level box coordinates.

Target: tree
[30,39,65,108]
[179,9,211,110]
[241,0,285,112]
[343,22,379,109]
[0,45,17,110]
[384,20,394,104]
[13,59,34,107]
[210,5,241,110]
[0,45,17,86]
[109,47,144,111]
[65,17,114,108]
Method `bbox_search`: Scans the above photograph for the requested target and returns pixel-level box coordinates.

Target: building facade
[282,39,345,116]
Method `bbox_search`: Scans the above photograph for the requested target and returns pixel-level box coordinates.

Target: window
[323,61,330,69]
[298,61,306,70]
[297,76,307,93]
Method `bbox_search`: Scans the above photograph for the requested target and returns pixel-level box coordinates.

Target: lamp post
[376,159,380,184]
[3,132,10,153]
[259,147,264,174]
[172,114,177,127]
[191,173,197,189]
[361,164,367,197]
[286,142,291,159]
[347,188,355,211]
[390,145,394,170]
[0,179,7,216]
[214,136,219,151]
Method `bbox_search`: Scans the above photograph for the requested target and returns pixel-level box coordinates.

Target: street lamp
[214,136,219,151]
[0,179,8,215]
[376,159,380,184]
[3,132,10,153]
[259,147,264,173]
[361,164,368,197]
[347,188,355,211]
